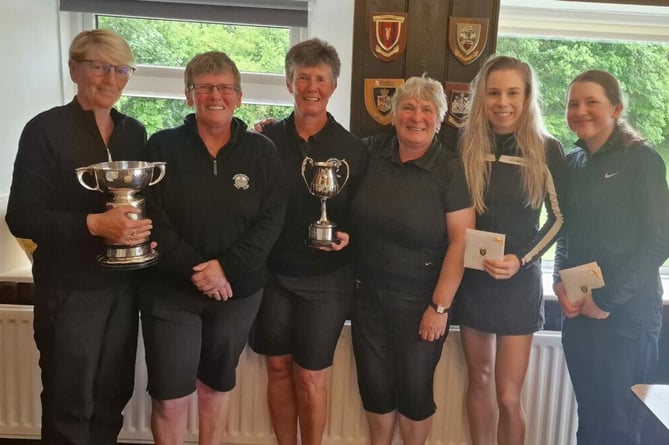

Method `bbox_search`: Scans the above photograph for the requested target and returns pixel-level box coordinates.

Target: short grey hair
[285,38,341,86]
[391,75,448,122]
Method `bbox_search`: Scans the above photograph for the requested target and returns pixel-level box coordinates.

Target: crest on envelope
[449,17,488,65]
[445,82,472,128]
[369,13,408,62]
[364,78,404,126]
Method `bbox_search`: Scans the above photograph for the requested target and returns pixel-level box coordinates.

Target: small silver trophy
[301,157,350,247]
[76,160,166,269]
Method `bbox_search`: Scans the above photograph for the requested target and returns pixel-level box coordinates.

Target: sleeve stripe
[521,164,564,266]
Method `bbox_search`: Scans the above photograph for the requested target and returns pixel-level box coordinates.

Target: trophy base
[307,222,339,248]
[97,243,159,270]
[307,238,341,248]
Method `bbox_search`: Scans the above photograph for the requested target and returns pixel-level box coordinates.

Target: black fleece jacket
[6,98,147,289]
[554,127,669,312]
[144,115,287,298]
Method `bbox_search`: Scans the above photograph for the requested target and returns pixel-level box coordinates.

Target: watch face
[431,302,448,314]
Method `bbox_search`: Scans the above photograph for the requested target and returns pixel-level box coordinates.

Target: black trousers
[33,283,138,445]
[562,309,661,445]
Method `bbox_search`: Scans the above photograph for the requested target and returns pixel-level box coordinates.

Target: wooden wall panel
[350,0,407,138]
[350,0,500,149]
[403,0,450,79]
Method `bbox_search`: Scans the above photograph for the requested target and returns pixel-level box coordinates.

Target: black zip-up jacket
[553,127,669,312]
[144,115,287,298]
[6,98,147,289]
[264,112,368,277]
[477,133,567,266]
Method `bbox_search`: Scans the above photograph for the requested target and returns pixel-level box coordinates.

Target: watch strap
[430,302,450,314]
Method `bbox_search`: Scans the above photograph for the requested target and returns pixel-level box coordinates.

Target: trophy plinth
[301,157,350,247]
[76,160,166,269]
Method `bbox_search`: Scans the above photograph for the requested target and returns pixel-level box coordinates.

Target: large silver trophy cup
[301,157,350,247]
[76,160,166,269]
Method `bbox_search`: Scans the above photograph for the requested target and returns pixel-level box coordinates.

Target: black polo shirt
[264,112,368,277]
[351,133,471,294]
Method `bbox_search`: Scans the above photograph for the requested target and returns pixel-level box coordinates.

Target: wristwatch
[430,302,450,314]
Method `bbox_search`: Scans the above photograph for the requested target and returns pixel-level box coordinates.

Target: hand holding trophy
[76,160,166,269]
[301,157,350,247]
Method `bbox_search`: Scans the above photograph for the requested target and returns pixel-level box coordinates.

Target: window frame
[499,0,669,43]
[59,12,306,107]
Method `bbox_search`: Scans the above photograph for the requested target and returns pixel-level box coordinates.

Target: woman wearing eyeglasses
[138,51,287,445]
[6,29,147,445]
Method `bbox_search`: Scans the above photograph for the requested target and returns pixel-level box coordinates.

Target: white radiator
[0,304,577,444]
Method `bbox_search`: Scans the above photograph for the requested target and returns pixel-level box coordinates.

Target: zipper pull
[212,158,218,176]
[106,146,113,162]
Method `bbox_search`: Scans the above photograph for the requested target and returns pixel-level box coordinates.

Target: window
[498,0,669,266]
[498,0,669,158]
[96,16,298,135]
[496,37,669,158]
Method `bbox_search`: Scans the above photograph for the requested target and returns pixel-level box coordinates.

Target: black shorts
[249,267,353,370]
[351,281,447,421]
[139,284,262,400]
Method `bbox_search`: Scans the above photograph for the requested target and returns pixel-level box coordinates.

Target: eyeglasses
[82,60,136,78]
[190,83,239,95]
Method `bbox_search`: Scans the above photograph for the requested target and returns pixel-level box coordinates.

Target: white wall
[0,1,65,195]
[0,1,64,278]
[308,0,355,129]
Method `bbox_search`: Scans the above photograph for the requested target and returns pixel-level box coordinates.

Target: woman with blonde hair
[455,55,567,445]
[6,29,148,445]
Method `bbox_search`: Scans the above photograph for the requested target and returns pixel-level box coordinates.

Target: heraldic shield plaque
[369,13,408,62]
[445,82,472,129]
[364,78,405,126]
[448,17,489,65]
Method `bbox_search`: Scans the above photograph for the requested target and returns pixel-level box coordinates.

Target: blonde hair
[69,29,135,67]
[460,55,549,214]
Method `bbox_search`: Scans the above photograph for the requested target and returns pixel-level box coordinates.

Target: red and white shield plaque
[369,13,408,62]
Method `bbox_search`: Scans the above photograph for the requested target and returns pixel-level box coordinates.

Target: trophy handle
[301,156,315,193]
[327,158,350,192]
[149,162,167,186]
[75,167,100,192]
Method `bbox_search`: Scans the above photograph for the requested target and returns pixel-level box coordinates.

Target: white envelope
[464,228,505,270]
[558,262,605,303]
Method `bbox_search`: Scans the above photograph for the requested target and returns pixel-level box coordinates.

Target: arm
[516,139,567,267]
[213,146,288,283]
[192,139,287,297]
[6,119,87,243]
[6,112,148,246]
[484,141,567,279]
[591,147,669,312]
[552,233,584,318]
[419,206,475,341]
[144,137,206,279]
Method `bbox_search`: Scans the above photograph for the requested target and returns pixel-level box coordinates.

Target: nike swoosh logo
[604,172,618,179]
